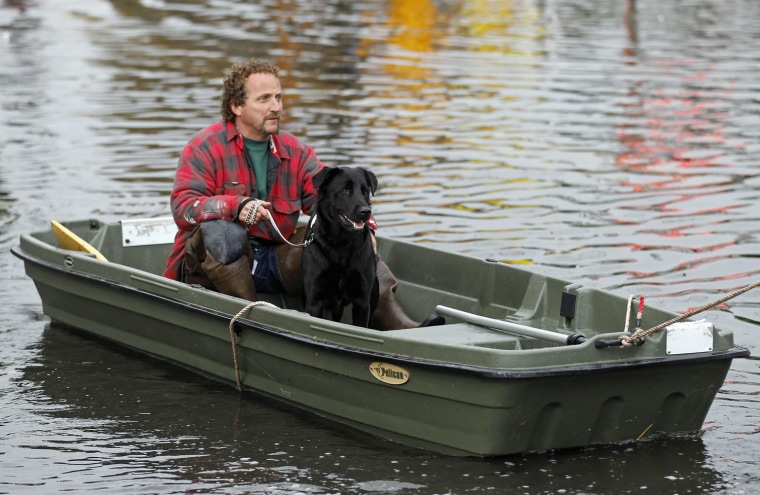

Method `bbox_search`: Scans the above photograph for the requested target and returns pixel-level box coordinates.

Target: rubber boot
[275,228,306,295]
[184,221,257,301]
[372,259,444,330]
[202,252,257,301]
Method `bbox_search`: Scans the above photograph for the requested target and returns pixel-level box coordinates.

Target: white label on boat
[369,362,410,385]
[666,320,714,355]
[121,217,177,247]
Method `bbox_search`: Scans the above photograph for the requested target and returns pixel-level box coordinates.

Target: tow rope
[608,279,760,348]
[228,300,279,392]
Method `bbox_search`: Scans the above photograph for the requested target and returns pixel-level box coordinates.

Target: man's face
[232,73,282,141]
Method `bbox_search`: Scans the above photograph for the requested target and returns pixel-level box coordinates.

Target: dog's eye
[340,187,351,195]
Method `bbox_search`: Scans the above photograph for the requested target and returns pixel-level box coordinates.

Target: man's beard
[260,115,280,136]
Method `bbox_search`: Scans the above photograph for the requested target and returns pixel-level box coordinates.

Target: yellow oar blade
[51,220,108,262]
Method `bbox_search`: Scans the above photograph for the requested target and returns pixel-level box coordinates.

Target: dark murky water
[1,0,758,493]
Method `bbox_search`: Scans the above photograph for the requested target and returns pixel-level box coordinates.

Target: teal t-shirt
[242,136,270,200]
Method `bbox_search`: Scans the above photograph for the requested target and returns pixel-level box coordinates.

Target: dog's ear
[312,166,340,190]
[361,168,378,195]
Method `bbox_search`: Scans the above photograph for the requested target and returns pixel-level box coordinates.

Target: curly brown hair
[220,59,280,122]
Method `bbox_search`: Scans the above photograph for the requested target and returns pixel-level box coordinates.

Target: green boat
[12,218,750,456]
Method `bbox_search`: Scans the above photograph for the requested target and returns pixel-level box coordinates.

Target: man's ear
[231,101,243,117]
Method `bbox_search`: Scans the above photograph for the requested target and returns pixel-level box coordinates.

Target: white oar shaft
[435,305,570,344]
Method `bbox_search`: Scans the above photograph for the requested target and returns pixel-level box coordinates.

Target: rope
[618,279,760,348]
[228,300,278,392]
[227,207,310,391]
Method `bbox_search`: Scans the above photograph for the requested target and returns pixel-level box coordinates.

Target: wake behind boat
[12,218,750,456]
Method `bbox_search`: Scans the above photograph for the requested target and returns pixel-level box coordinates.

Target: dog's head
[312,166,378,232]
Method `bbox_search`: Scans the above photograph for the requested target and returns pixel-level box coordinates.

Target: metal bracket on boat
[434,306,587,346]
[560,292,576,320]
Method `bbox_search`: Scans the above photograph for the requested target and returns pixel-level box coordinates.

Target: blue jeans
[252,244,285,293]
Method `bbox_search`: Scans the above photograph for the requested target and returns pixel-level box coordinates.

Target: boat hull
[13,219,750,456]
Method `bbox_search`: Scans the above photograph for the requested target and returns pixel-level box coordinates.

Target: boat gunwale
[12,241,751,381]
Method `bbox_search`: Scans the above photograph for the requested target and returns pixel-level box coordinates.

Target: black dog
[302,166,379,327]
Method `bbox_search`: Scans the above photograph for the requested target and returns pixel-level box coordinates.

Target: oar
[51,220,108,261]
[434,305,587,346]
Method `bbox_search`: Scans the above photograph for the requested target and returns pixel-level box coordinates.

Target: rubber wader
[183,220,257,301]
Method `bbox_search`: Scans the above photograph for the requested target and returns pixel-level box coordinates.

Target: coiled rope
[228,300,279,392]
[618,279,760,348]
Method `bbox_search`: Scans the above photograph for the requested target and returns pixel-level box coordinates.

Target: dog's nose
[359,207,372,221]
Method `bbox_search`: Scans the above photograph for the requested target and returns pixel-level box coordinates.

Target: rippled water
[1,0,759,493]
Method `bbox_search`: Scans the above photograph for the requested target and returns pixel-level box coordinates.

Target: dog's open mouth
[340,214,366,230]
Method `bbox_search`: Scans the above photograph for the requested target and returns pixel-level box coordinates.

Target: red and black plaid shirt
[163,120,323,280]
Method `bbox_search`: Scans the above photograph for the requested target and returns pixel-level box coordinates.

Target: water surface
[1,0,758,493]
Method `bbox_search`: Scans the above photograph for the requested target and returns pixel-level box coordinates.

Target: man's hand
[239,199,272,226]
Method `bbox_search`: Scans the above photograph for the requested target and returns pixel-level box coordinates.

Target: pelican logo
[369,362,410,385]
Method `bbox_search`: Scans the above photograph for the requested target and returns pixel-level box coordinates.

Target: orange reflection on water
[386,0,442,53]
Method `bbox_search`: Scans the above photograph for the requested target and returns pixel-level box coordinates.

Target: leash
[247,199,315,248]
[267,213,315,248]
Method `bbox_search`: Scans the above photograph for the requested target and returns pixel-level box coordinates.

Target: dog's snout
[359,206,372,221]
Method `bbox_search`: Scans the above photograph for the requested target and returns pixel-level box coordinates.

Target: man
[163,58,442,329]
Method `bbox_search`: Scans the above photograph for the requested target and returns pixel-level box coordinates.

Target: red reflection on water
[616,5,743,175]
[615,89,736,171]
[612,0,746,283]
